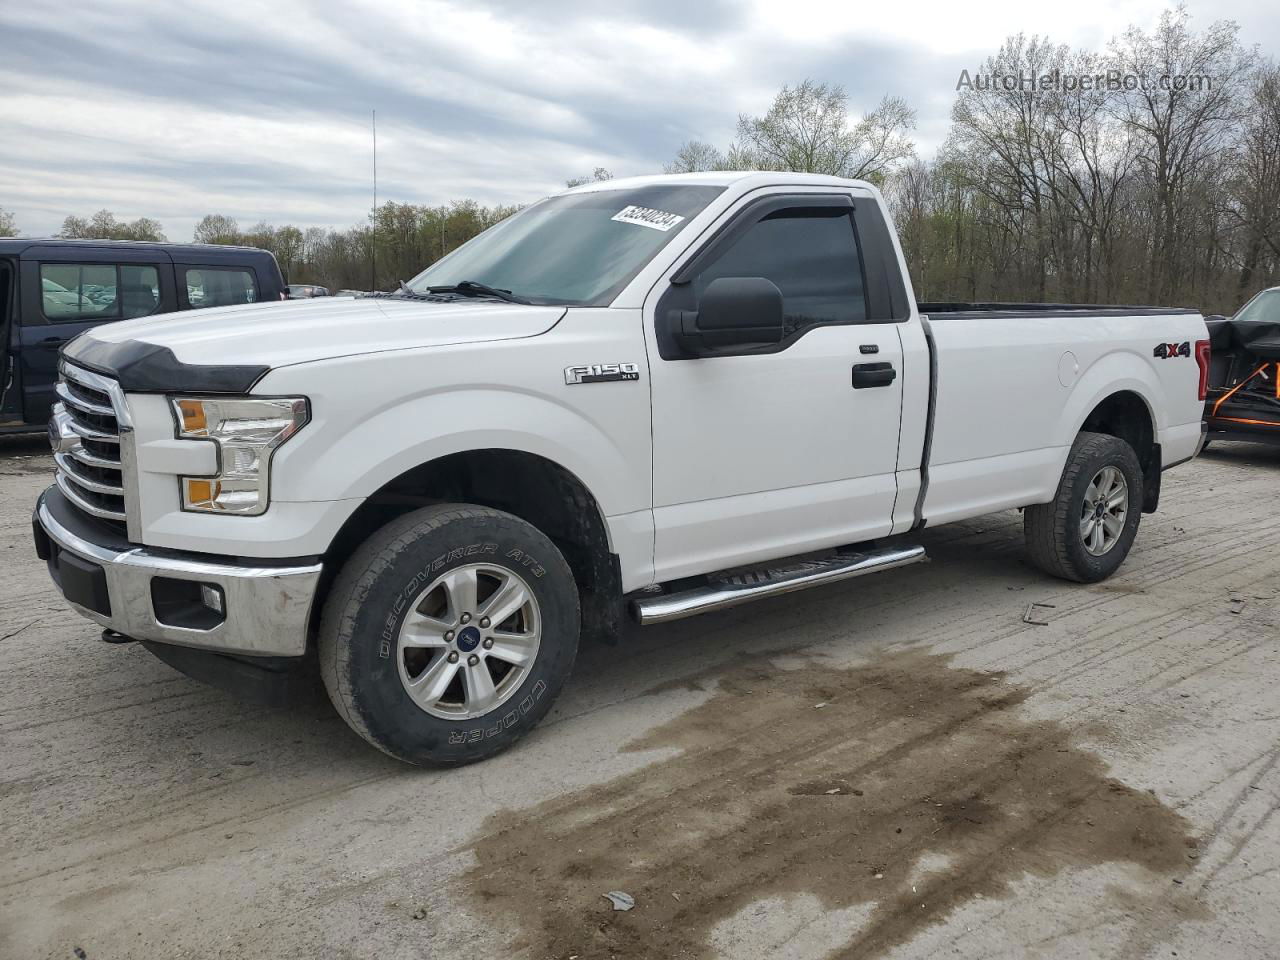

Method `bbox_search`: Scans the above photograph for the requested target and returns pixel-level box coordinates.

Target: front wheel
[319,504,580,765]
[1024,432,1144,583]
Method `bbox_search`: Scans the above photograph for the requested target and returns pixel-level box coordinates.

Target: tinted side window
[41,263,160,322]
[119,265,161,318]
[692,209,866,336]
[185,267,257,307]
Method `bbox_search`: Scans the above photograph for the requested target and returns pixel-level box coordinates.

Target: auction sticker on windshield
[611,205,685,231]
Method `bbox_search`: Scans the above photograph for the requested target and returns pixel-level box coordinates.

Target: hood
[63,296,567,392]
[74,296,566,367]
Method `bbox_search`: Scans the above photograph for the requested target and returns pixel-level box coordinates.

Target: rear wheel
[1024,432,1144,583]
[319,504,580,765]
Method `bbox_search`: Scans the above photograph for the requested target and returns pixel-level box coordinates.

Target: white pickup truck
[33,173,1210,765]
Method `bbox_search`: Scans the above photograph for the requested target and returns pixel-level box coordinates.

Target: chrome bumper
[34,491,321,657]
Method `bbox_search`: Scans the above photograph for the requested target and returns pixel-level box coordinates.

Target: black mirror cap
[685,276,785,350]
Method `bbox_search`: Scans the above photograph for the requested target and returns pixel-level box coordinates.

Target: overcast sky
[2,0,1277,240]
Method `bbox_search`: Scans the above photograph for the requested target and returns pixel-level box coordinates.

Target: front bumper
[33,487,322,657]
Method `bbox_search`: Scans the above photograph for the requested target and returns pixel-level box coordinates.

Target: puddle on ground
[461,650,1200,959]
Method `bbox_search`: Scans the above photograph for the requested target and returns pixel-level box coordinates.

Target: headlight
[171,397,309,515]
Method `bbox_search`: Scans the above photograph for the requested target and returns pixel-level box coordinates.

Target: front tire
[1024,432,1144,583]
[319,504,580,766]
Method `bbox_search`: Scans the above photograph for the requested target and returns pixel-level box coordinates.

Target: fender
[1056,350,1163,451]
[255,323,655,582]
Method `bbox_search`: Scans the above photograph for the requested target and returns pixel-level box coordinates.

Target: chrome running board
[631,544,927,625]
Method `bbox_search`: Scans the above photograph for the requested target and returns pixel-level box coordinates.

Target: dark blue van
[0,239,286,433]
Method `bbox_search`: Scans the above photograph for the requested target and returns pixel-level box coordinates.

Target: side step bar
[631,544,927,625]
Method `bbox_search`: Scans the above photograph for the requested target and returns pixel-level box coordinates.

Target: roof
[558,170,878,196]
[0,237,274,257]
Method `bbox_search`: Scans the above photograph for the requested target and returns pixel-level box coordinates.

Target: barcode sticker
[611,205,685,232]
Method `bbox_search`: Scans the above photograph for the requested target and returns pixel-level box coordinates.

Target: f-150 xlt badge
[1153,341,1191,359]
[564,363,641,385]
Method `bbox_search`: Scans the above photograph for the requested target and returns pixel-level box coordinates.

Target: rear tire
[319,504,580,766]
[1024,432,1144,583]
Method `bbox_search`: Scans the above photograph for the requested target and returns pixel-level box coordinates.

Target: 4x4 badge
[1153,341,1191,359]
[564,363,641,385]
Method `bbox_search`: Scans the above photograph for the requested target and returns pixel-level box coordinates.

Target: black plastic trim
[57,550,112,616]
[141,641,308,707]
[855,202,910,320]
[62,336,270,394]
[919,302,1201,320]
[1142,442,1162,513]
[911,316,938,531]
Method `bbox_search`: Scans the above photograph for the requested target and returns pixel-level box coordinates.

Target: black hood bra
[62,335,270,394]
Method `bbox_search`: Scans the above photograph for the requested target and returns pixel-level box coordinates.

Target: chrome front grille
[52,364,132,534]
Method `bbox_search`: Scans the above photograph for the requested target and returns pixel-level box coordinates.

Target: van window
[185,267,256,308]
[41,263,161,322]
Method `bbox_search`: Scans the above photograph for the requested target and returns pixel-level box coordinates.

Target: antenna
[370,109,377,292]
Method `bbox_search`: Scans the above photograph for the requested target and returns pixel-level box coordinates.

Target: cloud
[1,0,1276,240]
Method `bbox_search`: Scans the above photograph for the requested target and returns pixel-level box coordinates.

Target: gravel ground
[1,435,1277,959]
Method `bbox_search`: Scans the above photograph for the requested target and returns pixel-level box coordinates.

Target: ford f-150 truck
[32,173,1210,765]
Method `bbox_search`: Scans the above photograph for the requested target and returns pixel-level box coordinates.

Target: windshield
[1235,289,1280,324]
[406,184,725,306]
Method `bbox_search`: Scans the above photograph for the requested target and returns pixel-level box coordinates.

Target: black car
[1204,286,1280,445]
[0,239,286,433]
[287,283,330,298]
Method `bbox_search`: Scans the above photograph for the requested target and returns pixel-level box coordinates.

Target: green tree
[0,207,16,237]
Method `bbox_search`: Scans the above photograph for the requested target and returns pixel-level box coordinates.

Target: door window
[40,263,161,322]
[692,208,867,337]
[184,267,257,307]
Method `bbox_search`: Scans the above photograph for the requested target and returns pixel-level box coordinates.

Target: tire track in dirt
[460,651,1200,959]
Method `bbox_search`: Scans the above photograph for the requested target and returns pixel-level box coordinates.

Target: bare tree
[61,209,167,242]
[0,207,16,237]
[1110,6,1256,300]
[731,81,916,183]
[1228,62,1280,293]
[948,34,1068,300]
[565,167,614,188]
[193,214,241,244]
[663,141,727,173]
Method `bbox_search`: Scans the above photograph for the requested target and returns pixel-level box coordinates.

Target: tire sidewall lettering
[446,679,548,744]
[377,541,499,658]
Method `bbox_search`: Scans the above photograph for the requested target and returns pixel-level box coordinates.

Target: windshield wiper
[426,280,529,304]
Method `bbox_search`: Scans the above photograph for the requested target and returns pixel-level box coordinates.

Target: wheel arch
[314,448,624,647]
[1078,390,1157,471]
[1069,387,1161,513]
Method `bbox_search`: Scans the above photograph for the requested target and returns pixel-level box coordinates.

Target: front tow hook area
[100,629,136,644]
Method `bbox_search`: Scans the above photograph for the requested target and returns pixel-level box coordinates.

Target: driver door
[644,191,905,582]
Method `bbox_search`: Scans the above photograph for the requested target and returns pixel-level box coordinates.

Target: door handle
[852,362,896,389]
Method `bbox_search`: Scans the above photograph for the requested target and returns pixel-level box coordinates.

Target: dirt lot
[1,436,1278,960]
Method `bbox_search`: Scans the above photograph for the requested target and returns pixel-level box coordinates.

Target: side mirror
[1204,314,1227,323]
[675,277,784,354]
